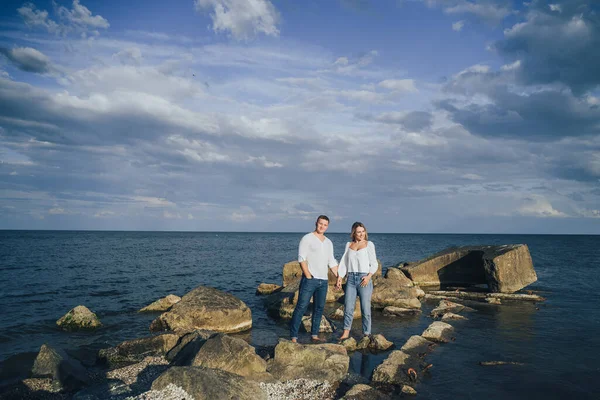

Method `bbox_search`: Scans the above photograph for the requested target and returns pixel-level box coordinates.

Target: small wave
[11,291,60,299]
[89,290,125,297]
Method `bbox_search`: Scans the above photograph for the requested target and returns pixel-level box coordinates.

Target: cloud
[113,48,143,66]
[194,0,280,40]
[230,206,257,221]
[17,1,109,37]
[452,20,465,31]
[378,79,418,93]
[0,47,52,73]
[423,0,513,25]
[517,196,567,218]
[359,110,433,132]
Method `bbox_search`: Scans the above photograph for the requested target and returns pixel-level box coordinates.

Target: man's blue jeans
[290,276,328,339]
[343,272,373,335]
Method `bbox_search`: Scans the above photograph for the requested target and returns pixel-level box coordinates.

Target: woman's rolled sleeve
[367,241,378,275]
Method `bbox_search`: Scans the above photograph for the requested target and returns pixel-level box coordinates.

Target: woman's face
[354,226,366,241]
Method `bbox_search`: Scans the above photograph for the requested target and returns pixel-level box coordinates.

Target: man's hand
[304,272,313,279]
[360,274,372,287]
[335,276,343,290]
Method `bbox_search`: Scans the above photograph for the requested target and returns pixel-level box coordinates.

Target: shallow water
[1,231,599,398]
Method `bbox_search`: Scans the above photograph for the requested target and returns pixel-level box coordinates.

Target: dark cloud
[0,47,51,73]
[493,0,600,94]
[356,111,433,132]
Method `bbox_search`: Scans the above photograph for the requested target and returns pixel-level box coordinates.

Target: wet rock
[371,350,420,385]
[356,336,370,350]
[430,300,474,318]
[302,315,336,333]
[150,286,252,333]
[268,340,349,383]
[139,294,181,312]
[341,383,392,399]
[355,334,393,351]
[340,337,357,352]
[382,306,422,317]
[31,344,90,390]
[256,283,282,295]
[56,305,102,331]
[190,333,268,379]
[264,279,301,319]
[422,321,454,343]
[384,268,414,287]
[402,385,417,395]
[371,281,421,309]
[442,312,468,321]
[486,297,502,304]
[151,366,266,400]
[98,333,179,369]
[400,335,434,356]
[106,355,169,385]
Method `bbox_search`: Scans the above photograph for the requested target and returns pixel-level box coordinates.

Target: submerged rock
[268,340,349,383]
[151,366,266,400]
[56,305,102,331]
[430,300,474,318]
[150,286,252,333]
[256,283,281,295]
[442,312,468,321]
[139,294,181,312]
[383,306,422,317]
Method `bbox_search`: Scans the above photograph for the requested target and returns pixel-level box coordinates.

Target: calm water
[1,231,599,399]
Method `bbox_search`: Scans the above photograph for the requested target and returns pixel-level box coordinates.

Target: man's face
[316,218,329,234]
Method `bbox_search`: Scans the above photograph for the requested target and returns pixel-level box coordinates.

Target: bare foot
[291,338,297,343]
[311,336,326,343]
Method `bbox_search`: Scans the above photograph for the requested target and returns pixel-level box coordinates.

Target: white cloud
[247,155,283,168]
[194,0,280,40]
[452,20,465,31]
[163,210,182,219]
[18,1,109,37]
[113,47,142,66]
[230,206,256,222]
[94,210,115,217]
[549,4,561,13]
[378,79,418,93]
[518,196,567,218]
[48,207,68,215]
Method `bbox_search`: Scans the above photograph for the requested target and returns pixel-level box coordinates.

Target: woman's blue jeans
[343,272,373,335]
[289,276,328,339]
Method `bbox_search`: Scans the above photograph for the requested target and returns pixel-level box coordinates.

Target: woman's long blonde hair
[350,221,368,241]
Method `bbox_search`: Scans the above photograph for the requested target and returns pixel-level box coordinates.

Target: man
[290,215,339,343]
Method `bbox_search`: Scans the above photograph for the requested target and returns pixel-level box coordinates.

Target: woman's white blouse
[338,241,378,278]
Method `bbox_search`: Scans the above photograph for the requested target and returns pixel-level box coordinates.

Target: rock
[189,333,268,379]
[371,281,421,309]
[430,299,473,318]
[151,366,266,400]
[340,337,357,352]
[256,283,281,295]
[400,335,434,356]
[356,336,370,350]
[422,321,454,343]
[415,287,425,298]
[166,330,215,365]
[442,312,468,321]
[283,259,383,287]
[105,355,169,385]
[401,245,537,293]
[139,294,181,312]
[330,300,362,320]
[98,333,179,368]
[301,315,336,333]
[150,286,252,333]
[486,297,502,304]
[268,340,349,383]
[72,380,132,399]
[355,335,393,351]
[56,305,102,331]
[264,279,301,319]
[326,286,345,303]
[483,244,537,293]
[260,379,335,400]
[124,383,193,400]
[371,350,419,385]
[402,385,417,395]
[383,306,422,317]
[31,344,90,390]
[341,383,392,399]
[384,268,414,287]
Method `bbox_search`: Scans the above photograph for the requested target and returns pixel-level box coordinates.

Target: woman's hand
[335,276,343,290]
[360,274,372,287]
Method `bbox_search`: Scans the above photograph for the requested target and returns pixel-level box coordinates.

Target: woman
[336,221,378,340]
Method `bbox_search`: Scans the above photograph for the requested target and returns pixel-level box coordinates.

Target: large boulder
[384,268,414,287]
[31,344,89,390]
[98,333,179,368]
[401,245,537,293]
[264,279,301,319]
[150,286,252,333]
[56,305,102,331]
[371,280,421,309]
[151,366,266,400]
[400,335,435,356]
[166,330,215,365]
[190,333,268,378]
[282,260,382,287]
[268,340,349,383]
[139,294,181,312]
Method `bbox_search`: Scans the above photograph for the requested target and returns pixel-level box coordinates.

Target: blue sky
[0,0,599,233]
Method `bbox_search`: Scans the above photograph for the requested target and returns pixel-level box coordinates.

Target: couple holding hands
[290,215,378,343]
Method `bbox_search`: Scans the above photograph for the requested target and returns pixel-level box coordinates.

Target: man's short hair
[315,215,329,227]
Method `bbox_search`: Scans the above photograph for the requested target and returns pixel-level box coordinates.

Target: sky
[0,0,599,233]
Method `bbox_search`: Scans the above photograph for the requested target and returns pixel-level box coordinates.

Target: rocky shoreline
[0,244,543,399]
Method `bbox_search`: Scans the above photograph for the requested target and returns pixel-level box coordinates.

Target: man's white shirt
[298,232,338,280]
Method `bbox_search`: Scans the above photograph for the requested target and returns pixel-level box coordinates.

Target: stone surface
[105,355,169,385]
[442,312,468,321]
[260,379,335,400]
[371,350,419,385]
[98,333,179,368]
[256,283,282,295]
[301,315,336,333]
[31,344,89,390]
[422,321,455,343]
[356,336,370,350]
[151,366,266,400]
[330,301,362,320]
[371,281,421,309]
[483,244,537,293]
[430,300,473,318]
[264,279,301,319]
[355,334,393,351]
[268,340,349,383]
[139,294,181,312]
[400,335,434,356]
[383,306,422,317]
[190,333,268,378]
[341,383,392,400]
[166,330,215,365]
[401,245,537,293]
[56,305,102,331]
[486,297,502,304]
[402,385,417,395]
[150,286,252,333]
[384,267,414,287]
[340,337,357,352]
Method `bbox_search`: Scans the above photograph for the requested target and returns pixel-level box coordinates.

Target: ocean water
[0,231,599,399]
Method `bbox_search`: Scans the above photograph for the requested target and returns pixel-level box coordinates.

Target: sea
[0,231,599,399]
